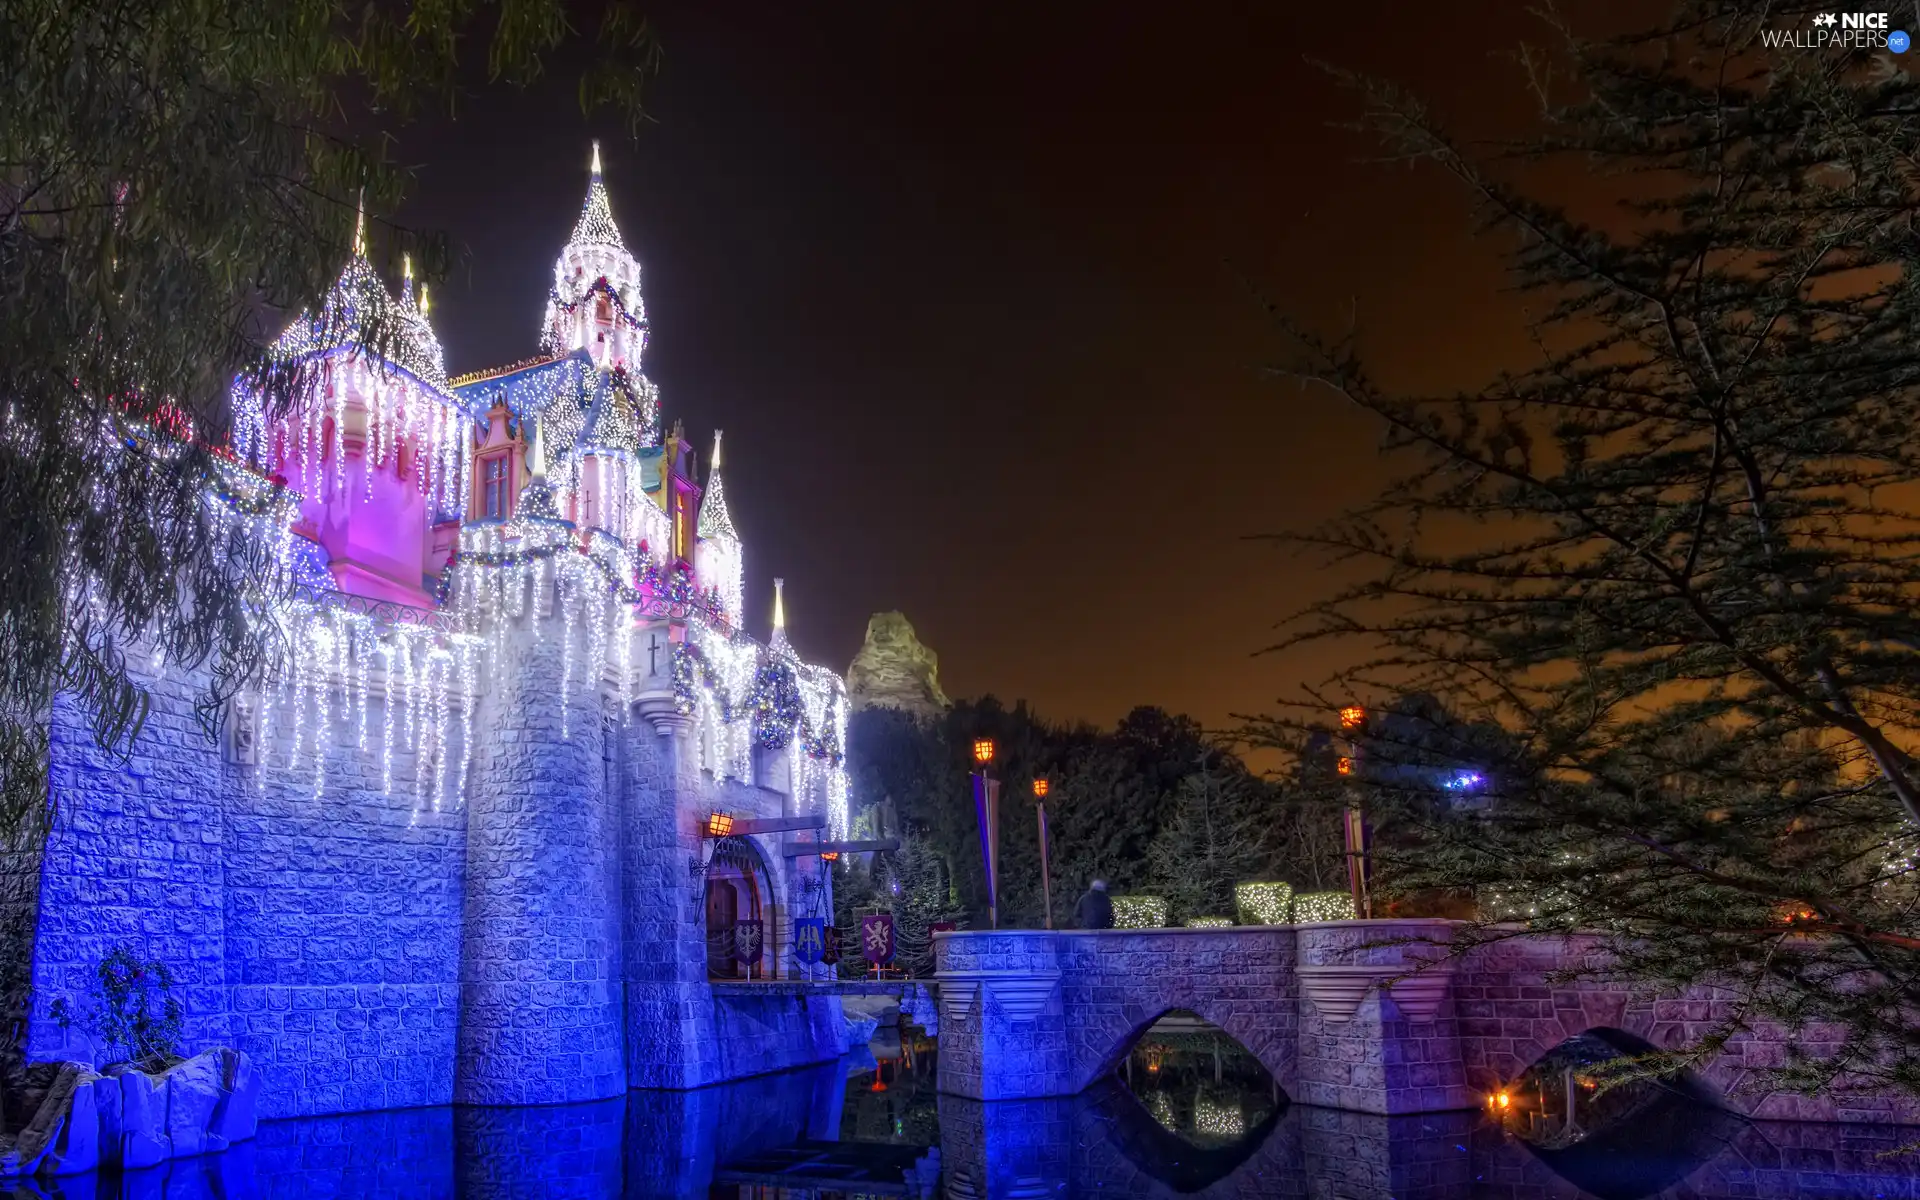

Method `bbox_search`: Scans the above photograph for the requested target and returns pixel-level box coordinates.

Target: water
[14,1029,1918,1199]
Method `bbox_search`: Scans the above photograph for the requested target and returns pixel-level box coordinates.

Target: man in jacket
[1074,879,1113,930]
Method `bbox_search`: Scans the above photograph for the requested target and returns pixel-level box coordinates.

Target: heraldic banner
[793,917,827,966]
[861,913,896,966]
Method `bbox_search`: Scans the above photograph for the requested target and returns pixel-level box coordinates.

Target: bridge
[931,919,1917,1124]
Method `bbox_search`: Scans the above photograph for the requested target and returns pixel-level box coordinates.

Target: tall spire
[697,430,739,541]
[352,190,367,257]
[772,578,786,631]
[569,143,628,252]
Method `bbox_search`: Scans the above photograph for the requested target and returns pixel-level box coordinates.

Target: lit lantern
[1496,1091,1511,1111]
[972,737,996,765]
[1339,704,1365,729]
[820,851,840,862]
[1032,778,1050,799]
[1337,756,1355,776]
[705,811,734,838]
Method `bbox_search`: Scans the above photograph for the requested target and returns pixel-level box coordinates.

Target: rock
[0,1061,92,1179]
[103,1065,169,1170]
[157,1051,229,1158]
[846,612,949,718]
[207,1047,259,1145]
[842,1013,880,1048]
[900,983,939,1038]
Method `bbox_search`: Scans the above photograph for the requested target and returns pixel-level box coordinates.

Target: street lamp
[1033,779,1054,930]
[971,737,1000,928]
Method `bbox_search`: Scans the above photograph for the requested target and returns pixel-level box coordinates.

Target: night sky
[393,1,1577,734]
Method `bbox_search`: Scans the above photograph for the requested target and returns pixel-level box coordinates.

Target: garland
[673,640,844,763]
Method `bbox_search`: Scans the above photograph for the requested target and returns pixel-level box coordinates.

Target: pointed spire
[773,578,786,631]
[569,142,628,252]
[419,282,430,316]
[696,430,739,542]
[352,190,367,257]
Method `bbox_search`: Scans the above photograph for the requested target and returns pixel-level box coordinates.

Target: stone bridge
[931,920,1917,1124]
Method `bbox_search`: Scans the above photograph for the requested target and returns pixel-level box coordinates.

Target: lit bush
[1112,896,1170,929]
[1185,916,1233,928]
[1233,881,1293,926]
[1291,890,1357,922]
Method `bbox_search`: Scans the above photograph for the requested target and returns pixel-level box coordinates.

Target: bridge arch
[1076,1000,1293,1097]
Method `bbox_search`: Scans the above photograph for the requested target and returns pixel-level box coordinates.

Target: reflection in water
[11,1029,1917,1199]
[1117,1009,1283,1149]
[1495,1029,1748,1200]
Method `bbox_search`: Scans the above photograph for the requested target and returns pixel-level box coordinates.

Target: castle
[16,148,856,1115]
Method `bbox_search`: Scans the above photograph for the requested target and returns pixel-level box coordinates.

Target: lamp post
[1338,705,1371,919]
[1033,778,1054,930]
[971,738,1000,929]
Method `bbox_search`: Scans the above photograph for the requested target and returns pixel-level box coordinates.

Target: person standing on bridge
[1074,879,1113,930]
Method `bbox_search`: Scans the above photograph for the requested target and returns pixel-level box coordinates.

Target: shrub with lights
[1184,916,1233,928]
[1111,896,1170,929]
[1233,882,1294,926]
[1292,891,1358,922]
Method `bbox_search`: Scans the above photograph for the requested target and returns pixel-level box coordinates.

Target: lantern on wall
[972,737,996,765]
[704,811,734,838]
[820,851,840,862]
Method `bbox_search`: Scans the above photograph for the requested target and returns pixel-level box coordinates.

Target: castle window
[482,455,509,519]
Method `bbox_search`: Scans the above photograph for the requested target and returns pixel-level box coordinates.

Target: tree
[884,839,968,977]
[1257,1,1920,1099]
[0,0,658,839]
[1145,758,1277,924]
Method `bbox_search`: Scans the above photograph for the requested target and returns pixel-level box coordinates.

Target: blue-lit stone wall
[456,611,624,1105]
[24,614,840,1118]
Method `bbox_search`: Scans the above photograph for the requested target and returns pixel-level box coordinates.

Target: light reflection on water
[12,1037,1917,1199]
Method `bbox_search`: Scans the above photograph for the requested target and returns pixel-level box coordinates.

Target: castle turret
[695,430,745,626]
[542,142,648,370]
[240,203,472,607]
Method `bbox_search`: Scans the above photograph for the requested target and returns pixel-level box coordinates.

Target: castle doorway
[704,836,771,980]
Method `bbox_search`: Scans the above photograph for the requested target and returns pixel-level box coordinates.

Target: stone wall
[455,613,623,1105]
[25,611,840,1117]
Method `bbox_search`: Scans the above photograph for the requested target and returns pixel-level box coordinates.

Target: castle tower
[243,209,471,607]
[542,142,649,370]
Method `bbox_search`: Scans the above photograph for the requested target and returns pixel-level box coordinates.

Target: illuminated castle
[23,147,855,1115]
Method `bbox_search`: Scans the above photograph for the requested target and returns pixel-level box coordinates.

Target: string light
[1292,891,1358,922]
[1234,882,1293,926]
[1112,896,1169,929]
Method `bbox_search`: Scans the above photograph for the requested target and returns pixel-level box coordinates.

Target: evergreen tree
[1257,1,1920,1099]
[885,839,968,977]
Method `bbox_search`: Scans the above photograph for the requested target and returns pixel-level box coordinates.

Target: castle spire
[696,430,739,542]
[352,190,367,257]
[773,578,786,631]
[569,143,628,252]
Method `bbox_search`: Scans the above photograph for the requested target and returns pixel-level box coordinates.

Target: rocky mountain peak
[846,612,949,718]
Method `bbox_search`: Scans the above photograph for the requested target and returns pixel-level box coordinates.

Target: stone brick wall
[225,697,466,1117]
[25,609,842,1116]
[31,672,236,1062]
[456,611,624,1104]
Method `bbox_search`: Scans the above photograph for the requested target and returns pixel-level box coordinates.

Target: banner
[861,913,896,965]
[973,773,1001,921]
[734,919,764,966]
[793,918,827,966]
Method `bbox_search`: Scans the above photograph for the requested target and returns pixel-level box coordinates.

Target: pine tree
[886,839,968,977]
[1256,1,1920,1100]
